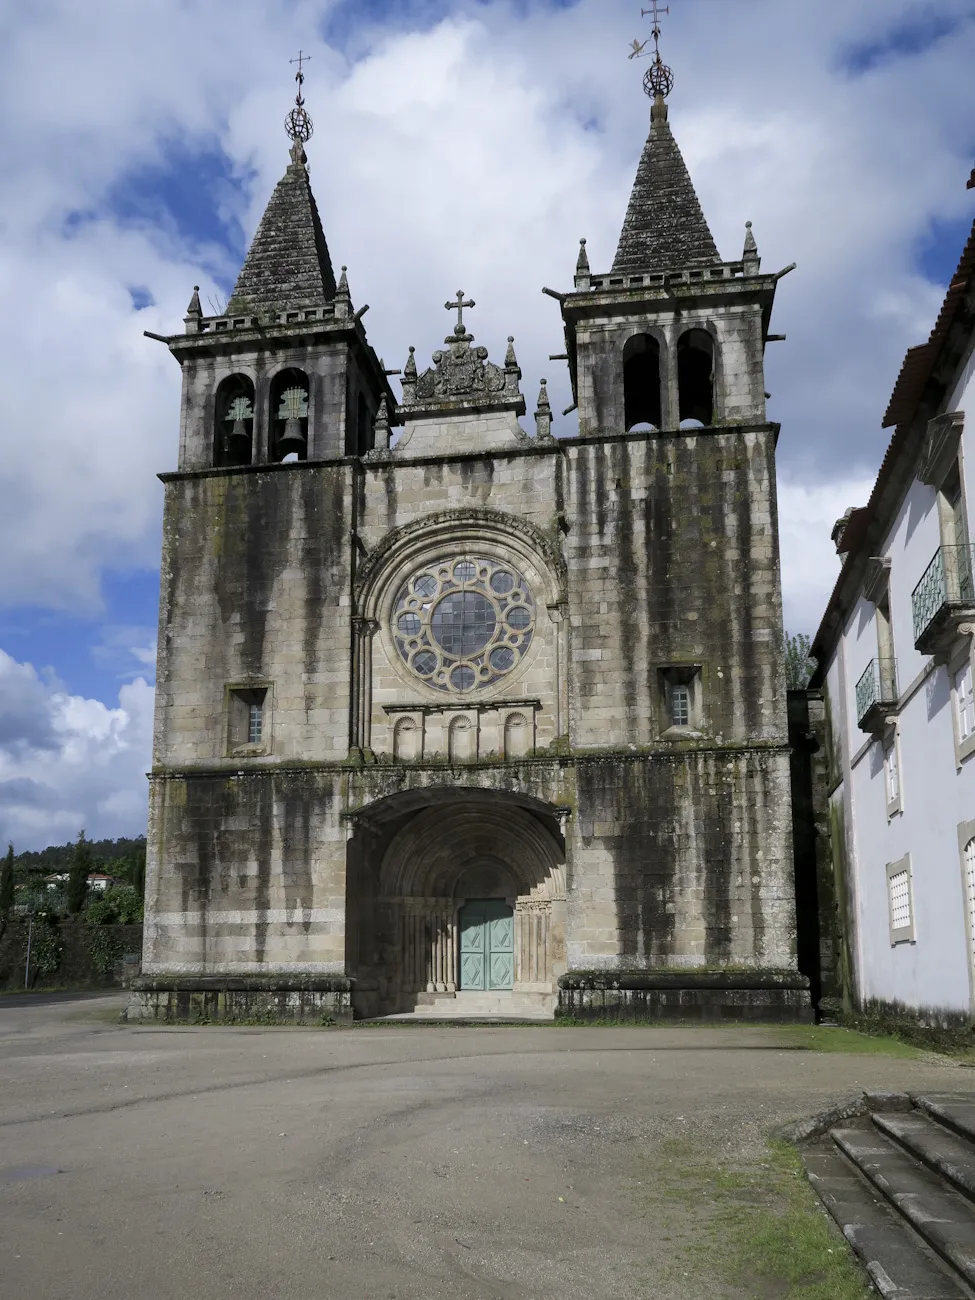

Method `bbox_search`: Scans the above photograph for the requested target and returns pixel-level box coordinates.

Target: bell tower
[553,11,792,438]
[158,56,392,469]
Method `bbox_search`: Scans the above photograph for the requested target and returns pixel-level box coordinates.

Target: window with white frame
[886,856,914,944]
[884,734,900,808]
[956,660,975,742]
[965,836,975,989]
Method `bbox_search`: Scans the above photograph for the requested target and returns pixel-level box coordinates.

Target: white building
[812,205,975,1024]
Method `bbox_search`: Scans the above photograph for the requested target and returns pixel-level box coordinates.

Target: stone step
[873,1111,975,1206]
[408,993,553,1020]
[916,1096,975,1147]
[832,1125,975,1290]
[804,1140,972,1299]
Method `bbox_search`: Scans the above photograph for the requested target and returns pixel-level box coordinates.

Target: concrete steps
[802,1093,975,1299]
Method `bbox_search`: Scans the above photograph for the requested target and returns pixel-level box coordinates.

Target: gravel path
[0,994,967,1300]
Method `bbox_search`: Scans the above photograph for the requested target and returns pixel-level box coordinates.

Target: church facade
[132,72,810,1022]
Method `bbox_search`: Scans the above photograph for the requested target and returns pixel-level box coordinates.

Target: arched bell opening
[269,367,309,462]
[346,790,566,1016]
[623,333,662,432]
[677,328,715,426]
[214,374,255,468]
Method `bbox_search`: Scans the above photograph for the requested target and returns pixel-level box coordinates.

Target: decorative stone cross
[445,290,475,335]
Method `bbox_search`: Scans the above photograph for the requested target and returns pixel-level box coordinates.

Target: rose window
[392,557,536,693]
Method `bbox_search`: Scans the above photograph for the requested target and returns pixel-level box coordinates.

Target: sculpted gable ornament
[400,291,524,411]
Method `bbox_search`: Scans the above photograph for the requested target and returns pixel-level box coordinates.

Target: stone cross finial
[445,290,475,337]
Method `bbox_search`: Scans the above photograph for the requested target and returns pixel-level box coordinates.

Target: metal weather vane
[285,49,314,143]
[629,1,675,100]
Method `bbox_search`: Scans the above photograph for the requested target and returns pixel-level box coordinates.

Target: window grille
[670,684,690,727]
[885,739,899,804]
[888,869,911,932]
[248,702,263,745]
[957,662,975,741]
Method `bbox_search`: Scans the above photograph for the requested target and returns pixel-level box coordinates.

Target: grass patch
[771,1025,926,1059]
[640,1138,871,1298]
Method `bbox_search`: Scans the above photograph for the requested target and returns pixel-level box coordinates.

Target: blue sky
[0,0,973,849]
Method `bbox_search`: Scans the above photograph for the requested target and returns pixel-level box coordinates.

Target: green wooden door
[459,900,514,990]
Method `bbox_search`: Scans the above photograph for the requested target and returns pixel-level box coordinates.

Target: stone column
[549,604,569,742]
[515,900,551,986]
[350,618,378,754]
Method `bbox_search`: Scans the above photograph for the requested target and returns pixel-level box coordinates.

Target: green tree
[785,632,815,690]
[0,842,13,938]
[66,830,93,914]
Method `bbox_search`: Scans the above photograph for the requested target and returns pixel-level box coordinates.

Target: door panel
[458,900,514,991]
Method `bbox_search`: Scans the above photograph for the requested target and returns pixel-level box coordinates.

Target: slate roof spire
[226,57,337,316]
[613,8,720,275]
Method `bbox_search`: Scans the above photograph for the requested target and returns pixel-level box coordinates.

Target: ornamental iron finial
[285,49,314,144]
[629,1,675,100]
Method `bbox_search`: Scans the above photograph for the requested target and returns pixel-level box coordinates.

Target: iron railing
[855,658,898,725]
[911,544,975,646]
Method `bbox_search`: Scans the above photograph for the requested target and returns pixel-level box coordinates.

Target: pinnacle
[612,99,720,275]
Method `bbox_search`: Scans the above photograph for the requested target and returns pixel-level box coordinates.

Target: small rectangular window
[956,662,975,742]
[670,684,690,728]
[227,685,269,754]
[886,855,914,944]
[248,701,263,745]
[658,666,703,736]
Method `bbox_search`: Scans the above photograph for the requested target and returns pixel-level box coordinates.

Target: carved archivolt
[379,799,566,901]
[355,507,567,611]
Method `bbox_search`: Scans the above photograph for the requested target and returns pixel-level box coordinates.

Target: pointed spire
[374,395,391,451]
[612,95,721,275]
[504,336,521,398]
[401,345,418,406]
[534,379,554,441]
[184,285,202,334]
[742,220,760,271]
[576,238,590,276]
[226,64,336,317]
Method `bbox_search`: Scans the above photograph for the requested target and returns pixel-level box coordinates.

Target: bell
[225,419,251,463]
[278,416,306,459]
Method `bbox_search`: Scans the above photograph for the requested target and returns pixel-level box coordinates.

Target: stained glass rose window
[392,557,536,693]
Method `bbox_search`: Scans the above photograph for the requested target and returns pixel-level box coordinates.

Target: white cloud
[0,651,153,852]
[0,0,971,614]
[777,473,879,638]
[0,0,973,837]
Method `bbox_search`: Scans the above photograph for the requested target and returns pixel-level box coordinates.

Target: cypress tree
[66,830,93,914]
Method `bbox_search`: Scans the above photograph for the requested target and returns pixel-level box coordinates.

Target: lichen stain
[213,474,295,678]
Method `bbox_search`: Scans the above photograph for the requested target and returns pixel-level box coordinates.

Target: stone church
[133,55,810,1022]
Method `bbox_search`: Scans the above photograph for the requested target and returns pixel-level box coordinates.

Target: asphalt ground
[0,994,968,1300]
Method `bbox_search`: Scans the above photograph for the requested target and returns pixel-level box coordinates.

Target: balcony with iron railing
[855,658,898,733]
[911,544,975,656]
